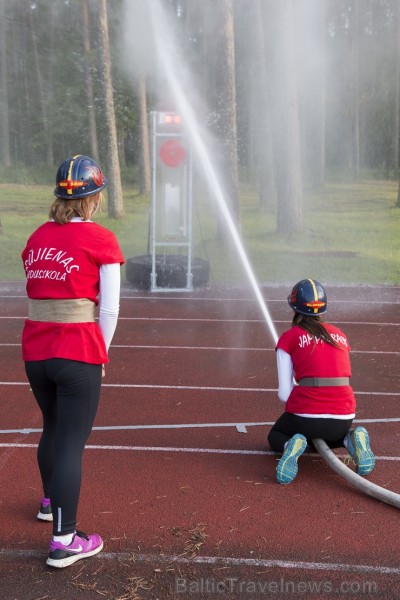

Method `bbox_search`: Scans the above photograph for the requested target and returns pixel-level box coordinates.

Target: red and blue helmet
[288,279,327,316]
[54,155,107,200]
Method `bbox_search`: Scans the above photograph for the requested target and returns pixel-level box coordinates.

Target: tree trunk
[351,0,360,177]
[28,4,53,167]
[274,0,303,234]
[215,0,239,237]
[82,0,99,162]
[14,0,32,164]
[137,75,151,195]
[317,0,327,186]
[254,0,277,209]
[0,0,11,166]
[298,0,326,186]
[394,0,400,192]
[95,0,124,218]
[397,0,400,207]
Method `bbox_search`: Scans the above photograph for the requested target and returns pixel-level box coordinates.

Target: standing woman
[268,279,375,484]
[21,155,125,567]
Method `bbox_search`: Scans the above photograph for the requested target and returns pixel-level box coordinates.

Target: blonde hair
[49,192,102,224]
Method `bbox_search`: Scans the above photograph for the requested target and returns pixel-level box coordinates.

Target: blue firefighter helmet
[288,279,327,316]
[54,155,107,200]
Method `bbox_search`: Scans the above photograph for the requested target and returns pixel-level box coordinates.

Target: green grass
[240,181,400,286]
[1,179,399,285]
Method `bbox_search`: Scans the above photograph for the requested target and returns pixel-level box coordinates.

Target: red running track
[0,282,399,599]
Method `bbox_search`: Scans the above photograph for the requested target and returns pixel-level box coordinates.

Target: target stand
[126,111,209,291]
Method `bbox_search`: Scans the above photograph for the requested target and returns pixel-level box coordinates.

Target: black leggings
[25,359,102,535]
[268,412,353,453]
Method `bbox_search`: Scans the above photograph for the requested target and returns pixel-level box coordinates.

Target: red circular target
[159,140,186,167]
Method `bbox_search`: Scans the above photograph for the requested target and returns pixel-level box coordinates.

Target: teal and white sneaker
[345,427,375,476]
[276,434,307,484]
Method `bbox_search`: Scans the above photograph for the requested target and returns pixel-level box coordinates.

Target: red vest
[276,324,356,415]
[21,221,124,364]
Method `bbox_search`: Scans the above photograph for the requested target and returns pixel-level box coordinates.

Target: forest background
[0,0,399,285]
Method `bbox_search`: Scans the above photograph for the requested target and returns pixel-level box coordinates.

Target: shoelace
[75,530,90,542]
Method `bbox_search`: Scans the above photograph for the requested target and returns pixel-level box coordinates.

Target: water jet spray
[147,0,279,345]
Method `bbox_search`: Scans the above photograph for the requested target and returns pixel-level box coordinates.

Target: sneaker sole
[354,429,375,476]
[46,541,104,568]
[37,512,53,522]
[277,436,307,484]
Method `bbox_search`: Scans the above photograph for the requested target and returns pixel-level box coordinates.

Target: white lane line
[1,417,400,437]
[1,548,399,575]
[2,292,399,304]
[0,442,399,463]
[117,318,400,326]
[0,381,398,396]
[0,422,273,435]
[0,442,276,455]
[0,342,399,356]
[1,342,400,355]
[2,342,398,354]
[103,386,396,397]
[0,382,271,392]
[99,551,400,574]
[1,315,399,327]
[118,295,400,303]
[1,312,400,328]
[0,342,274,351]
[112,345,400,355]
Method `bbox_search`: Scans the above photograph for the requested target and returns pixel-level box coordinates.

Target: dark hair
[292,312,341,348]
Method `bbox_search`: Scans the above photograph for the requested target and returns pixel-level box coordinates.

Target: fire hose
[312,438,400,509]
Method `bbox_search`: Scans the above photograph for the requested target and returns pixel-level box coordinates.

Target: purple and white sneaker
[46,531,103,568]
[37,497,53,522]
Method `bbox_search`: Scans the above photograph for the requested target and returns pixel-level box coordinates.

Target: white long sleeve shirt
[99,263,121,351]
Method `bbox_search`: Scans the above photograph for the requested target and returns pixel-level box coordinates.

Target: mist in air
[0,1,397,288]
[121,0,279,341]
[119,0,397,288]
